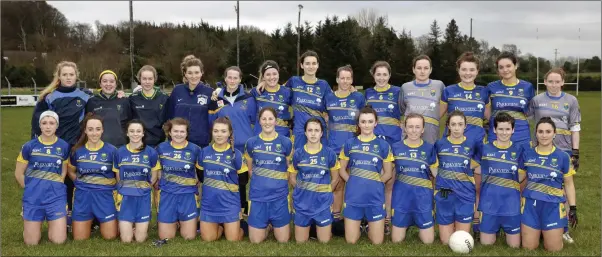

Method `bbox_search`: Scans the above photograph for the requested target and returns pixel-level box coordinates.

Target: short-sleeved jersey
[157,141,201,194]
[325,91,366,153]
[365,85,403,143]
[522,146,575,203]
[285,76,333,136]
[69,141,118,191]
[113,145,161,196]
[339,135,394,207]
[391,140,438,213]
[399,80,445,144]
[17,137,70,205]
[435,136,482,204]
[478,141,524,216]
[245,133,294,202]
[251,85,293,137]
[197,144,245,216]
[529,92,581,151]
[290,144,340,216]
[487,80,535,143]
[442,83,490,141]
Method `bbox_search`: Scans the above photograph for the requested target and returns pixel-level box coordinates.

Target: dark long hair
[126,119,146,151]
[534,117,556,147]
[71,113,104,154]
[354,105,379,137]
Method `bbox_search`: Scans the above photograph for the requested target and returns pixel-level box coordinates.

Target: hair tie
[99,70,118,81]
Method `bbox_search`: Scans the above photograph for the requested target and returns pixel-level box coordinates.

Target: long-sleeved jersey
[129,89,169,147]
[211,85,257,153]
[325,91,366,153]
[157,141,201,194]
[435,136,482,204]
[113,145,161,196]
[244,133,293,202]
[166,83,217,147]
[391,140,438,213]
[529,92,581,151]
[86,92,132,147]
[31,85,92,145]
[442,83,490,142]
[478,141,524,216]
[250,85,293,137]
[399,80,445,144]
[290,144,340,217]
[197,144,246,216]
[339,135,394,207]
[365,85,403,144]
[69,141,118,191]
[487,80,535,145]
[284,76,332,137]
[522,146,575,203]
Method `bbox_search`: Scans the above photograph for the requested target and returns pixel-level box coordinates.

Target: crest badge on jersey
[388,92,394,100]
[184,152,191,160]
[420,151,427,160]
[373,144,379,153]
[101,153,108,161]
[511,152,517,161]
[320,156,326,165]
[463,146,470,154]
[76,100,82,107]
[551,158,558,167]
[198,95,208,105]
[430,89,436,97]
[143,155,149,163]
[275,144,282,152]
[217,100,224,107]
[475,92,481,99]
[278,95,284,102]
[518,88,524,96]
[117,105,121,111]
[564,103,569,110]
[349,99,356,108]
[56,147,62,155]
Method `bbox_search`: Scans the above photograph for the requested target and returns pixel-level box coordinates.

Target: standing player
[244,108,294,243]
[68,114,118,241]
[440,52,489,237]
[399,55,445,144]
[129,65,169,147]
[156,118,202,240]
[478,112,524,248]
[113,120,161,243]
[197,117,246,242]
[364,61,402,235]
[486,52,535,148]
[520,117,577,252]
[390,113,438,244]
[434,110,482,245]
[324,65,365,231]
[528,68,581,244]
[289,118,340,243]
[338,106,394,245]
[250,61,293,137]
[16,111,70,245]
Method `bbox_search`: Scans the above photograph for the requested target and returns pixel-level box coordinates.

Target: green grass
[1,92,601,256]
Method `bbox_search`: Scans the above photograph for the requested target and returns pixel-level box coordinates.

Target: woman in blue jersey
[399,55,445,144]
[290,117,341,243]
[198,117,246,242]
[486,51,535,148]
[478,112,523,248]
[434,110,482,245]
[245,107,294,243]
[16,111,70,245]
[520,117,577,252]
[250,60,293,137]
[325,65,365,235]
[114,120,161,243]
[156,118,202,240]
[67,114,118,241]
[364,61,402,235]
[390,113,438,244]
[339,106,394,245]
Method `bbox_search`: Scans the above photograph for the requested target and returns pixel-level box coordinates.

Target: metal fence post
[5,76,11,95]
[31,77,37,95]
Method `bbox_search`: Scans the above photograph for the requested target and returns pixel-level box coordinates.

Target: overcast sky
[49,1,601,61]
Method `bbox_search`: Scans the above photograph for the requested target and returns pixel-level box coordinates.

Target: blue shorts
[117,194,151,223]
[158,191,199,223]
[521,198,567,231]
[294,208,333,227]
[200,211,240,224]
[342,203,386,222]
[434,191,474,225]
[392,209,434,229]
[480,213,521,234]
[292,132,327,150]
[72,189,117,223]
[22,198,67,222]
[248,197,291,229]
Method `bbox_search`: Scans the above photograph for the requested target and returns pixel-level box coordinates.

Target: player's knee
[544,240,563,252]
[23,235,41,246]
[201,232,218,242]
[345,235,360,244]
[49,234,67,244]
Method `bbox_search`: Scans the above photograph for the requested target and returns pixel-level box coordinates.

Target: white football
[449,230,474,254]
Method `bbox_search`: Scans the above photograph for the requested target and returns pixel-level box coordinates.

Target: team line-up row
[18,50,580,252]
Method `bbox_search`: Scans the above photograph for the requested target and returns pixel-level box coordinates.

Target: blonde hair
[136,65,157,83]
[39,61,79,102]
[180,55,204,83]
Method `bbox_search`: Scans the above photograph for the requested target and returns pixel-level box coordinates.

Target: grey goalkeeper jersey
[398,79,445,144]
[528,92,581,151]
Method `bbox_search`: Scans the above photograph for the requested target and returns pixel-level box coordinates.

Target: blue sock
[564,226,568,233]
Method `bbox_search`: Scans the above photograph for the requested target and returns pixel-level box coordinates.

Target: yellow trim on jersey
[38,136,58,145]
[339,149,349,160]
[440,99,447,104]
[447,98,485,104]
[203,160,235,171]
[493,110,526,121]
[374,84,391,92]
[335,91,351,98]
[439,152,469,159]
[265,84,280,93]
[160,155,194,164]
[490,94,527,100]
[31,152,63,159]
[120,180,151,189]
[481,156,517,166]
[501,79,519,87]
[238,163,248,174]
[493,141,513,150]
[162,173,197,186]
[296,180,332,193]
[396,174,433,189]
[524,163,561,174]
[458,82,476,90]
[438,169,475,184]
[331,123,357,133]
[256,97,287,106]
[326,106,356,112]
[350,150,383,160]
[384,151,394,162]
[17,152,28,164]
[26,169,63,183]
[253,150,286,157]
[565,168,576,177]
[292,88,321,98]
[253,167,288,180]
[423,116,440,126]
[471,159,480,168]
[466,116,484,127]
[118,162,151,168]
[404,139,424,148]
[304,144,322,155]
[349,167,381,182]
[170,141,188,150]
[85,141,105,151]
[78,159,112,166]
[447,136,466,145]
[526,181,563,196]
[394,156,429,166]
[78,176,117,186]
[430,158,439,169]
[485,176,519,191]
[126,144,142,153]
[535,146,555,156]
[556,128,571,136]
[366,99,397,105]
[259,132,279,142]
[331,160,341,172]
[212,143,232,152]
[358,135,376,142]
[204,177,239,192]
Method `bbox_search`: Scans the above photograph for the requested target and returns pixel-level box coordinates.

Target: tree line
[1,1,600,91]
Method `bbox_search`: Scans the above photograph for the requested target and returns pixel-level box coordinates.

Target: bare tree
[353,8,387,34]
[414,34,430,55]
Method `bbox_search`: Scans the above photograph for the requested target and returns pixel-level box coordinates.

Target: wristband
[572,149,579,156]
[570,205,577,211]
